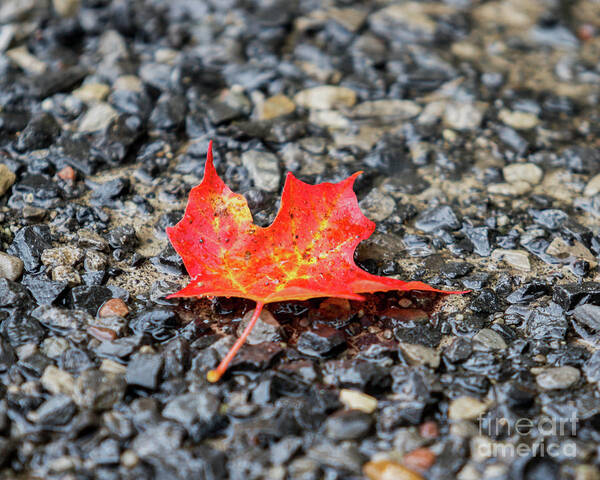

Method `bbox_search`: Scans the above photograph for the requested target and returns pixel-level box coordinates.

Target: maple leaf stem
[207,301,265,383]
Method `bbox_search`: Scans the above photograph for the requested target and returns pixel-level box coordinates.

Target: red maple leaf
[167,141,466,381]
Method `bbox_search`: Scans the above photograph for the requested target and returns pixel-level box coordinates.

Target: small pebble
[339,389,378,413]
[403,448,435,473]
[448,396,488,420]
[294,86,357,110]
[256,94,295,120]
[399,343,440,368]
[41,365,75,396]
[57,166,76,182]
[78,103,118,132]
[498,109,539,130]
[364,459,423,480]
[491,249,531,271]
[0,252,24,281]
[98,298,129,318]
[503,163,543,185]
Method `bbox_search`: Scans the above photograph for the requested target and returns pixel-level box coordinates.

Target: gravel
[0,0,598,478]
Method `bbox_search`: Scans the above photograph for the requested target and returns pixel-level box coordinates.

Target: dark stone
[470,288,501,313]
[162,337,190,379]
[60,348,94,373]
[394,324,442,348]
[461,273,489,290]
[162,391,223,440]
[71,285,114,315]
[507,282,550,304]
[561,146,600,174]
[22,276,68,305]
[74,370,126,411]
[297,327,346,358]
[444,337,473,363]
[7,225,52,272]
[526,309,568,341]
[110,89,152,118]
[150,244,185,276]
[230,342,284,371]
[31,305,92,333]
[0,337,16,372]
[53,134,102,175]
[583,350,600,383]
[107,225,137,252]
[0,278,32,308]
[10,174,62,209]
[30,395,76,426]
[553,282,600,310]
[30,66,87,98]
[129,309,178,341]
[94,115,143,166]
[441,262,474,279]
[16,113,61,151]
[2,316,45,347]
[18,351,51,378]
[323,360,390,390]
[379,400,427,429]
[205,100,243,125]
[149,94,186,131]
[89,177,130,206]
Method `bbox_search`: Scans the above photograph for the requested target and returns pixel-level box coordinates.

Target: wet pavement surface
[1,0,600,479]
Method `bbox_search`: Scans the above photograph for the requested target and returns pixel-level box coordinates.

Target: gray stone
[414,205,460,232]
[162,391,221,431]
[32,305,92,332]
[473,329,507,350]
[324,409,373,440]
[126,353,163,390]
[241,150,281,192]
[73,370,125,410]
[573,304,600,331]
[399,343,440,368]
[536,366,580,390]
[443,102,483,131]
[359,189,395,222]
[28,395,76,425]
[237,308,283,345]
